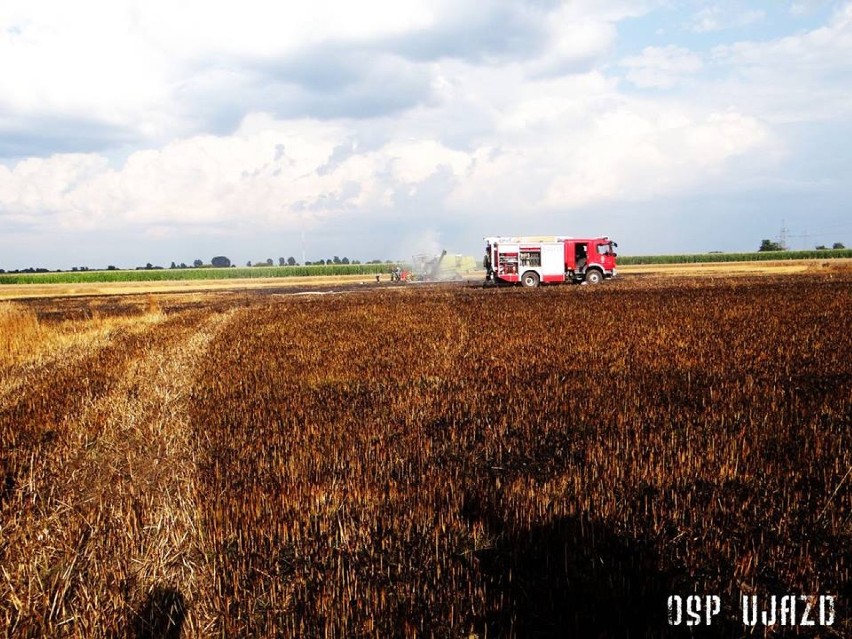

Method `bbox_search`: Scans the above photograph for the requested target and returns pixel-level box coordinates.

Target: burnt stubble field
[1,273,850,638]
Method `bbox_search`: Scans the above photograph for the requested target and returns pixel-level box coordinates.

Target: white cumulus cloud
[621,45,703,89]
[687,5,765,33]
[0,1,850,266]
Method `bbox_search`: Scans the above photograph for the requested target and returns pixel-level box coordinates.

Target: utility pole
[301,216,306,266]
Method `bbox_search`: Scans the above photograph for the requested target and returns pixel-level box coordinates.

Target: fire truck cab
[483,235,617,287]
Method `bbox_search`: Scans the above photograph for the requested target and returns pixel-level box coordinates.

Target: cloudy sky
[1,0,850,269]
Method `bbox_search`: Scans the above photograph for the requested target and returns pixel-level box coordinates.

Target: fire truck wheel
[521,271,540,288]
[585,269,603,285]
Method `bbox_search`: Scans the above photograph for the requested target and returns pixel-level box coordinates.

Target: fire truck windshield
[598,242,617,256]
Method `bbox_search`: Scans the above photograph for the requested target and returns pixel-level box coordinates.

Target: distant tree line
[0,254,396,273]
[759,239,845,252]
[244,256,368,266]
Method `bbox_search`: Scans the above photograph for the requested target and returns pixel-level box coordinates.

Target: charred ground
[1,274,849,637]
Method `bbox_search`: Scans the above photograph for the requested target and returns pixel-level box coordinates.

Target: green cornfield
[0,263,400,285]
[618,248,852,265]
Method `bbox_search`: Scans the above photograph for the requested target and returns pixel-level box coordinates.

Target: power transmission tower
[778,220,789,250]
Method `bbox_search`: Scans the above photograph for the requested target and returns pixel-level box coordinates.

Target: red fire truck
[483,235,618,287]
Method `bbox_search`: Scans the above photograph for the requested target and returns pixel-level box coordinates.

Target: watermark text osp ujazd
[667,594,836,627]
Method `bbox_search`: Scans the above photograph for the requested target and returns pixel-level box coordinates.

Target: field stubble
[0,273,849,637]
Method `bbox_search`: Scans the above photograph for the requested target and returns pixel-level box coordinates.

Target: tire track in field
[108,307,239,638]
[68,307,238,638]
[1,308,238,637]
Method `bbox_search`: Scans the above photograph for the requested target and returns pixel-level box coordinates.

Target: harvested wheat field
[1,273,850,638]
